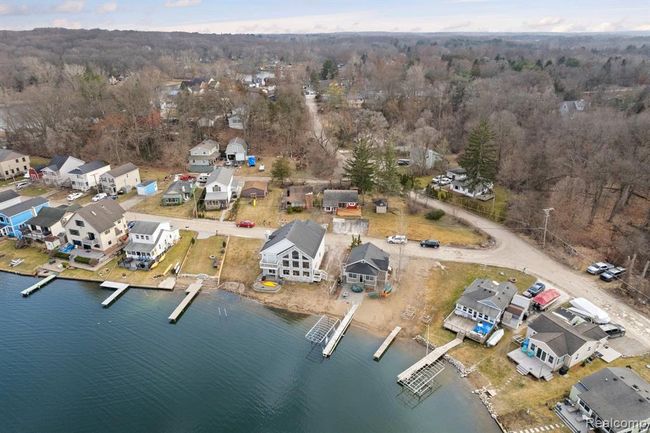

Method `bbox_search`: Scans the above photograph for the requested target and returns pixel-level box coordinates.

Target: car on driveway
[92,193,108,202]
[524,281,546,298]
[15,181,30,190]
[420,239,440,248]
[600,267,626,282]
[236,220,256,228]
[586,262,614,275]
[599,323,626,338]
[67,192,84,201]
[387,235,408,245]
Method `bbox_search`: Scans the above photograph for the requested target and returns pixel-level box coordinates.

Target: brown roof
[242,180,268,192]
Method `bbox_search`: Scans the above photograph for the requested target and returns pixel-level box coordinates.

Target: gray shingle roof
[226,137,247,154]
[130,221,161,236]
[0,149,25,162]
[69,200,125,232]
[346,242,390,272]
[164,180,194,196]
[0,190,19,204]
[104,162,138,178]
[577,367,650,423]
[323,189,359,208]
[45,155,70,171]
[190,139,219,153]
[69,160,109,175]
[457,279,517,318]
[205,167,234,187]
[262,220,325,260]
[24,206,67,228]
[529,312,607,357]
[0,197,48,217]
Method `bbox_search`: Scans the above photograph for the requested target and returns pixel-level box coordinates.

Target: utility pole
[542,208,554,249]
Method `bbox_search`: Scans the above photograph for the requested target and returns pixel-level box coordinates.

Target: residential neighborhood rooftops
[137,180,157,187]
[0,148,25,161]
[346,242,390,274]
[0,197,48,217]
[24,206,67,228]
[190,139,219,153]
[44,155,79,172]
[458,279,517,317]
[323,189,359,207]
[129,221,161,235]
[528,312,607,357]
[0,189,19,204]
[205,167,234,186]
[448,167,467,174]
[71,199,125,232]
[164,180,194,195]
[576,367,650,423]
[69,160,109,175]
[226,137,247,153]
[104,162,138,178]
[262,220,325,259]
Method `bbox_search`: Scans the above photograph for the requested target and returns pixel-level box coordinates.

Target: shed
[241,180,268,198]
[136,180,158,196]
[225,137,248,163]
[373,198,388,214]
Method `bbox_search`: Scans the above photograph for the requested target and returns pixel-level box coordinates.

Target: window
[292,261,299,268]
[87,233,95,240]
[548,355,555,365]
[302,271,310,276]
[283,270,289,276]
[292,270,299,276]
[282,260,289,267]
[302,261,309,268]
[69,229,80,236]
[292,251,299,259]
[75,220,85,227]
[268,269,276,275]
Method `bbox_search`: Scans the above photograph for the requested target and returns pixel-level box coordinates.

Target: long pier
[21,274,57,297]
[100,281,130,308]
[397,337,463,384]
[322,303,359,358]
[168,281,202,323]
[373,326,402,361]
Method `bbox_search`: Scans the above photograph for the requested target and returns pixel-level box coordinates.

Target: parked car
[127,221,136,230]
[387,235,408,245]
[15,181,30,190]
[67,192,84,201]
[92,192,108,202]
[600,267,626,282]
[420,239,440,248]
[397,159,411,166]
[524,281,546,298]
[586,262,614,275]
[236,220,256,228]
[599,323,626,338]
[258,164,265,172]
[438,177,452,186]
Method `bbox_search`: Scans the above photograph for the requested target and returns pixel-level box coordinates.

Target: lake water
[0,274,500,433]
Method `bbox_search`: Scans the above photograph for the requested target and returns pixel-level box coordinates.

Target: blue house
[136,180,158,196]
[0,197,49,238]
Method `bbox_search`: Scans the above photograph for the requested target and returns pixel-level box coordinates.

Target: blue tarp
[472,321,493,335]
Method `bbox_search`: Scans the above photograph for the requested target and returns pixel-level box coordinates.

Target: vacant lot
[233,188,332,227]
[181,235,226,276]
[364,197,489,247]
[0,239,50,274]
[219,236,263,284]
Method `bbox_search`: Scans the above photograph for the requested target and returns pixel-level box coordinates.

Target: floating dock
[168,281,202,323]
[100,281,130,308]
[322,303,360,358]
[397,337,463,384]
[21,274,57,297]
[373,326,402,361]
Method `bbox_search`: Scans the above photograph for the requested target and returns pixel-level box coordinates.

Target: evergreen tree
[459,120,498,189]
[344,140,375,193]
[470,59,481,78]
[271,157,292,184]
[375,144,401,194]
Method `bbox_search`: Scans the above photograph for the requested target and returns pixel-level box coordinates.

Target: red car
[236,220,255,228]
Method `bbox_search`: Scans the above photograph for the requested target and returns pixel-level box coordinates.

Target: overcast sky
[0,0,649,33]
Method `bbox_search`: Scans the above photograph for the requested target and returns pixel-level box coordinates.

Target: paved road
[127,194,650,353]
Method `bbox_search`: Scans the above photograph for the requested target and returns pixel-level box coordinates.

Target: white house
[23,205,75,250]
[203,167,236,210]
[69,160,111,192]
[225,137,247,164]
[446,167,467,181]
[40,155,86,187]
[64,199,127,253]
[259,220,327,283]
[410,147,443,170]
[99,163,140,194]
[188,139,220,173]
[450,179,493,198]
[122,221,180,270]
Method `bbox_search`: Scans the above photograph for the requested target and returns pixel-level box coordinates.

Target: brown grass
[233,188,332,227]
[0,239,50,274]
[219,236,263,284]
[181,235,227,276]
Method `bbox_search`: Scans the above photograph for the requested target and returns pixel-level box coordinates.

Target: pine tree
[271,157,292,184]
[344,140,375,193]
[375,144,401,194]
[459,120,498,190]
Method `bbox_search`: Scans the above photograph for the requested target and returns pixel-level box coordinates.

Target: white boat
[486,328,505,347]
[569,298,610,324]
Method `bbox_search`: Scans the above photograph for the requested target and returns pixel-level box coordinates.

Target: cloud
[55,0,85,13]
[164,0,201,7]
[97,1,117,13]
[0,3,30,15]
[52,18,82,28]
[526,16,564,29]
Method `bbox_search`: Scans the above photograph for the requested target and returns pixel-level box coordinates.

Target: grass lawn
[364,196,489,246]
[132,188,201,218]
[17,184,53,197]
[181,235,227,276]
[219,236,263,284]
[30,156,50,167]
[0,239,50,274]
[61,230,194,286]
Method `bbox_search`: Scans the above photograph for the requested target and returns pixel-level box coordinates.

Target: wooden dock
[373,326,402,361]
[397,337,463,383]
[21,274,57,297]
[322,303,359,358]
[168,281,202,323]
[100,281,130,308]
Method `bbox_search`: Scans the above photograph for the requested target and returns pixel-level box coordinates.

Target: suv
[599,323,626,338]
[15,181,30,190]
[420,239,440,248]
[387,235,408,245]
[600,267,626,282]
[524,282,546,298]
[586,262,614,275]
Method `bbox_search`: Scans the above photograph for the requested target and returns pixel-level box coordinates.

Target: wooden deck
[168,281,202,323]
[397,337,463,384]
[21,275,57,297]
[373,326,402,361]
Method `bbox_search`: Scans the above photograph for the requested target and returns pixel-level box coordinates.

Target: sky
[0,0,649,34]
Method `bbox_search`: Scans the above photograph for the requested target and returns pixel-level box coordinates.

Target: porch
[507,348,554,381]
[442,312,490,343]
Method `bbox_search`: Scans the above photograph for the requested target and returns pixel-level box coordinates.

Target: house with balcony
[203,167,236,210]
[259,220,327,283]
[341,242,390,291]
[0,149,30,180]
[69,160,111,192]
[23,206,75,250]
[99,163,140,194]
[64,200,127,254]
[40,155,86,187]
[121,221,180,270]
[507,312,608,381]
[0,195,49,238]
[188,139,219,173]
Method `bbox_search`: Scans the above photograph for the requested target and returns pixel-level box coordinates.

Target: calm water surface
[0,274,499,433]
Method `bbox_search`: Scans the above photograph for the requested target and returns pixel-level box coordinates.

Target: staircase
[516,364,529,376]
[542,371,555,381]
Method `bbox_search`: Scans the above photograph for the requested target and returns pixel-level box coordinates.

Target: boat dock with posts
[100,281,130,308]
[21,274,57,297]
[373,326,402,361]
[322,303,360,358]
[168,281,202,323]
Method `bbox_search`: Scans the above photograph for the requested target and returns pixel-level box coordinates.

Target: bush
[74,255,92,264]
[54,251,70,260]
[425,209,445,221]
[406,199,424,215]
